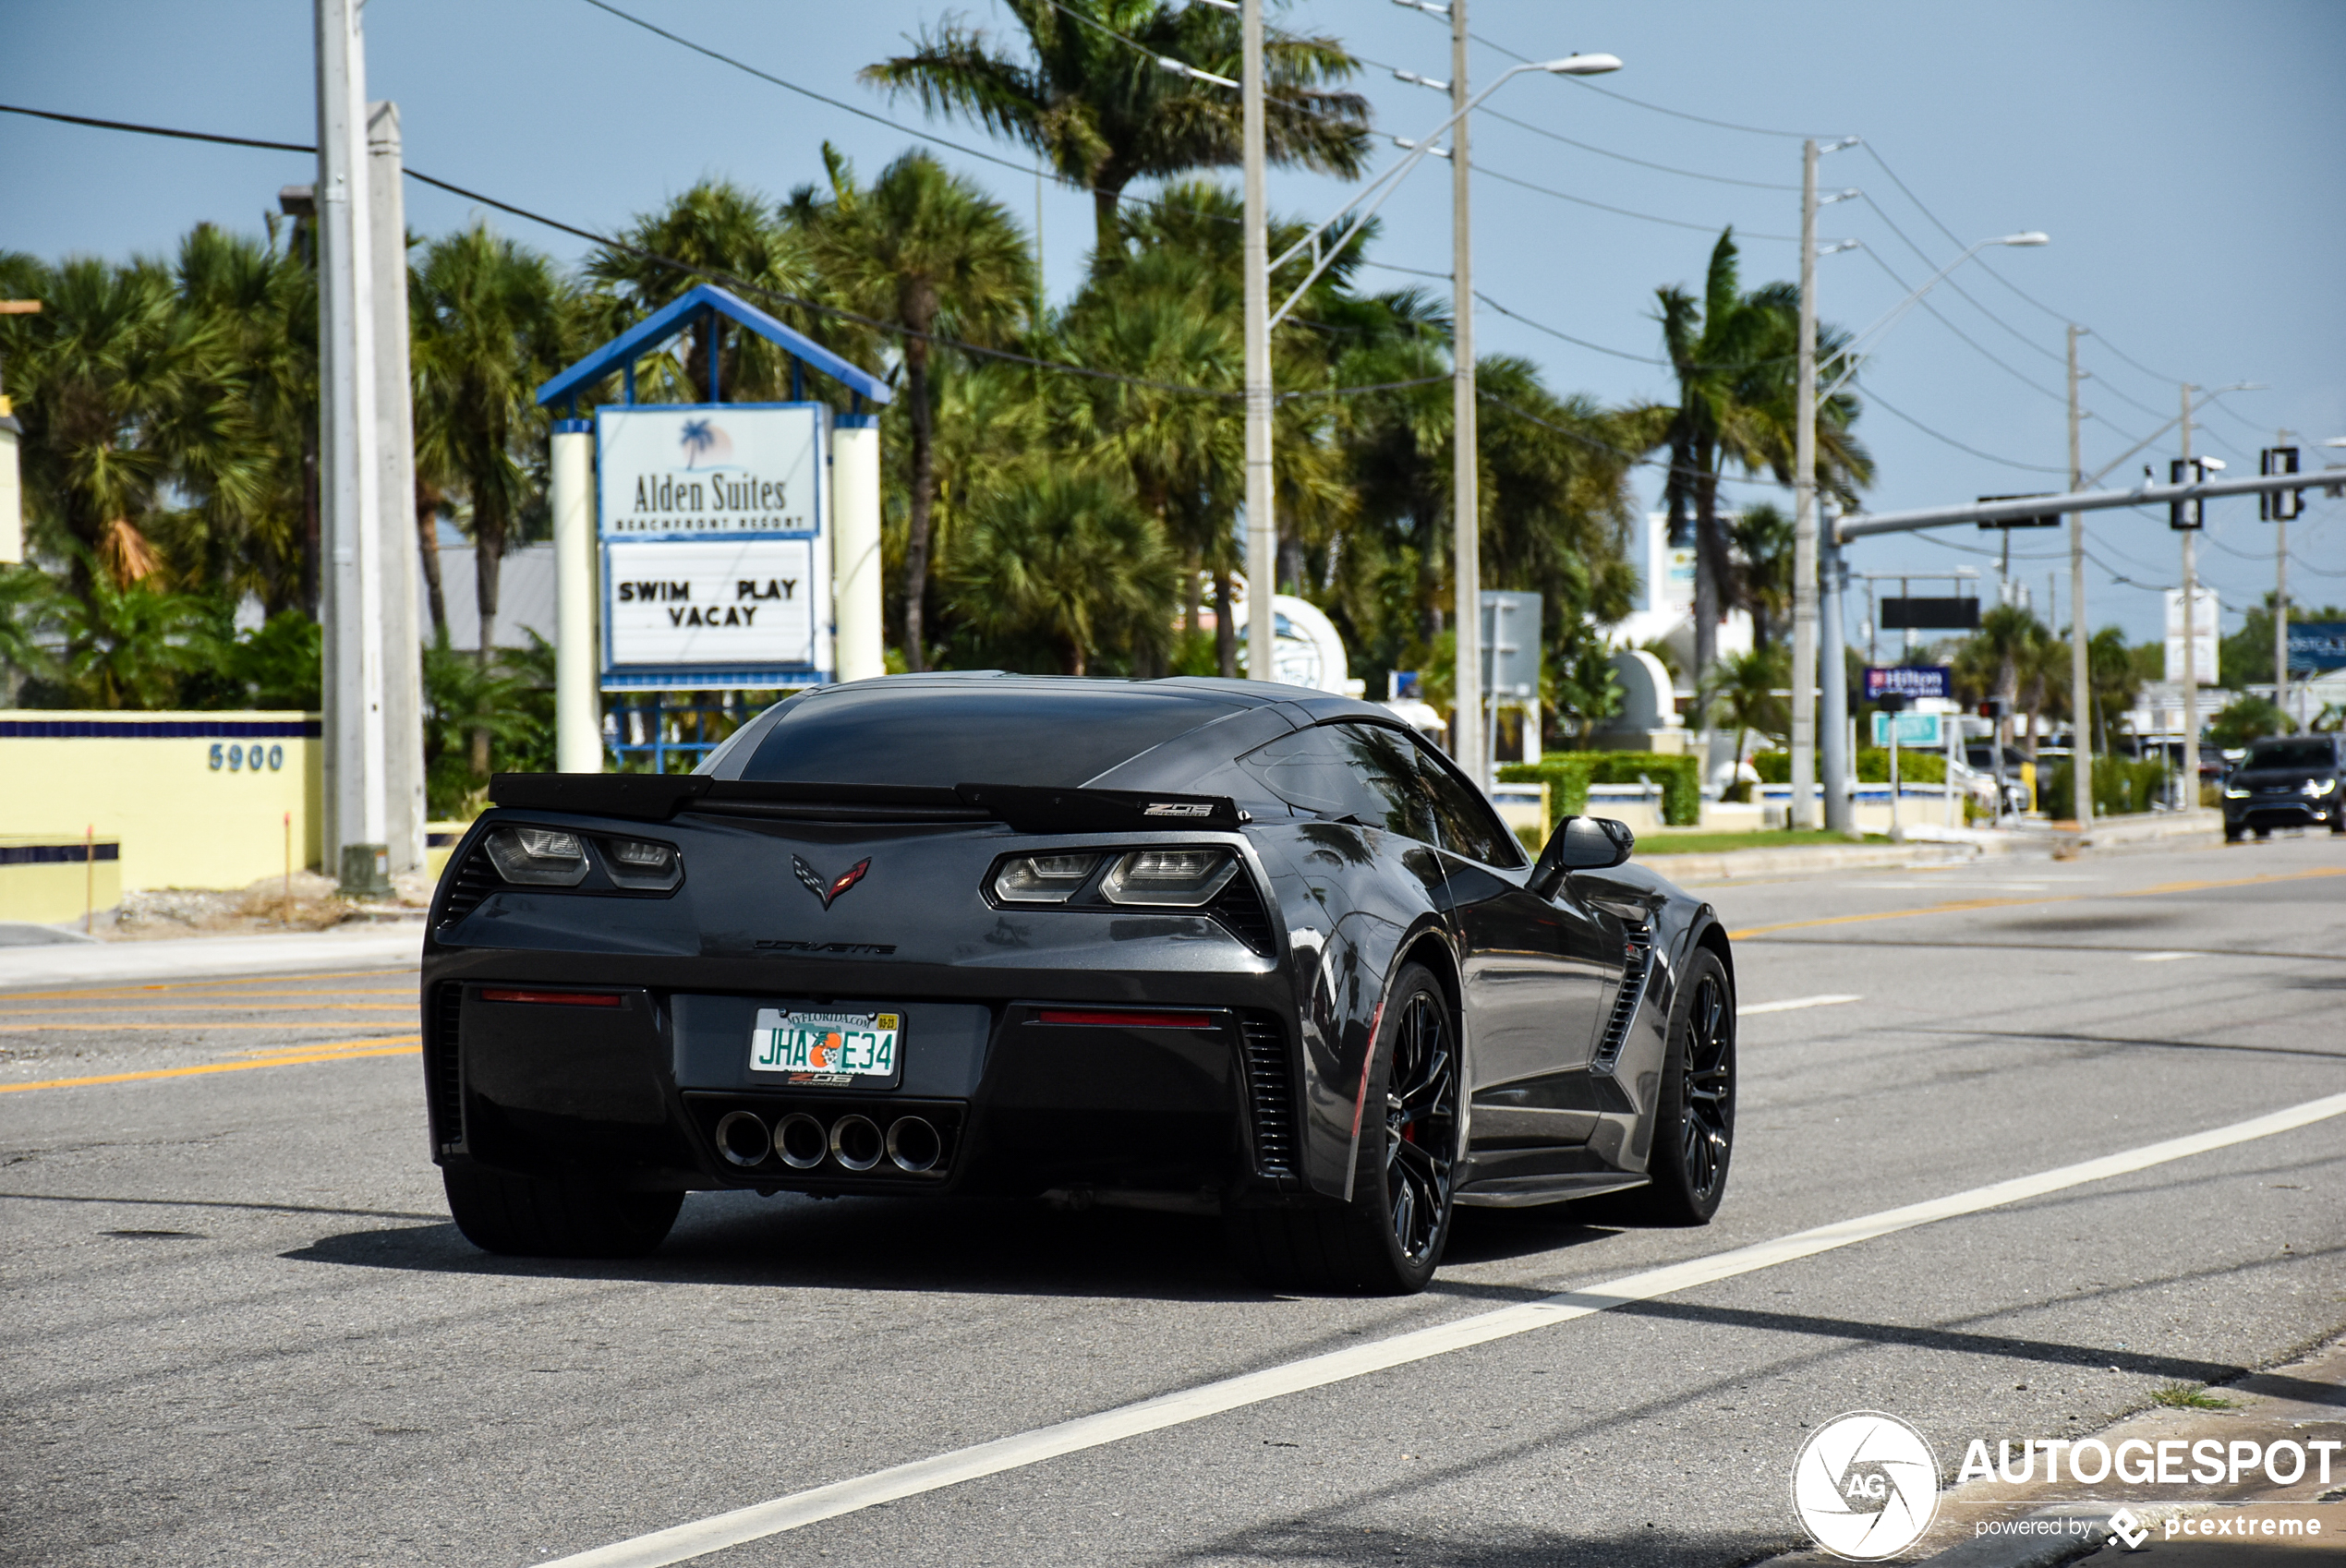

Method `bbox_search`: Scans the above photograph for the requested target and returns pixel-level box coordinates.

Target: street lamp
[1820,233,2049,400]
[1239,6,1615,774]
[1810,228,2047,834]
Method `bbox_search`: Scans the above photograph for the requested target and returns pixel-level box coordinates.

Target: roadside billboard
[597,403,828,688]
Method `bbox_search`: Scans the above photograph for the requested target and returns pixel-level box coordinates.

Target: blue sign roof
[535,283,893,411]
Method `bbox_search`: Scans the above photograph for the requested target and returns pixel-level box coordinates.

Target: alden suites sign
[597,403,828,684]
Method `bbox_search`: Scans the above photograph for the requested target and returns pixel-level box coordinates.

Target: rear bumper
[422,971,1309,1203]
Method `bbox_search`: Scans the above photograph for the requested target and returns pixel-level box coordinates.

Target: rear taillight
[992,852,1102,904]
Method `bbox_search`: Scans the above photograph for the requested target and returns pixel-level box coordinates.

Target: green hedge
[1751,748,1947,784]
[1499,752,1703,827]
[2043,754,2170,818]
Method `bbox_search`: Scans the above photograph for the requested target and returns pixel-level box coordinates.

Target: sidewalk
[0,923,422,989]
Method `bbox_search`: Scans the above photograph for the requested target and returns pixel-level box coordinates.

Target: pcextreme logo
[1791,1411,1941,1561]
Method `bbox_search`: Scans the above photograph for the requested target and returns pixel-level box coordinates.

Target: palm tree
[864,0,1369,259]
[1698,645,1788,800]
[2086,625,2141,753]
[410,223,573,773]
[0,254,245,596]
[1727,501,1795,652]
[791,147,1034,670]
[944,471,1178,674]
[582,180,826,402]
[1654,229,1870,709]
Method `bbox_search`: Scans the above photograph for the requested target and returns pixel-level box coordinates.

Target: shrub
[1500,752,1703,828]
[1751,747,1946,783]
[2043,754,2170,818]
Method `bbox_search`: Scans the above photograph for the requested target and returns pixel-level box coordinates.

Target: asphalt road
[3,834,2340,1567]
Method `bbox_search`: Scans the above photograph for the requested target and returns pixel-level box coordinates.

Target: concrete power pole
[2066,325,2091,830]
[1448,0,1482,779]
[1240,0,1276,686]
[316,0,390,897]
[368,102,424,874]
[2179,383,2200,810]
[1789,139,1820,830]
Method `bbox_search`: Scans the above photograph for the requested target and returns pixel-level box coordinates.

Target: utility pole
[2066,325,2091,830]
[2178,383,2200,812]
[1448,0,1481,778]
[1789,139,1820,831]
[315,0,390,897]
[368,102,424,875]
[1820,513,1853,834]
[1240,0,1276,687]
[2275,427,2292,725]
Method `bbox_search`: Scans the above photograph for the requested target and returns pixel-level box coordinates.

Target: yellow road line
[0,1001,416,1018]
[0,1020,405,1034]
[0,970,417,1003]
[1729,865,2346,941]
[0,1036,422,1094]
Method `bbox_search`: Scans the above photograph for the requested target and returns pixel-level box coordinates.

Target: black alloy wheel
[1675,966,1734,1206]
[1587,945,1735,1227]
[1383,985,1459,1268]
[1223,962,1459,1295]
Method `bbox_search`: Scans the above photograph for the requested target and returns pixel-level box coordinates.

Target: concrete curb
[1649,840,1993,884]
[0,925,422,989]
[2061,810,2224,857]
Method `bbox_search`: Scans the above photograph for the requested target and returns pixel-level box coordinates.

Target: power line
[1863,389,2070,474]
[1472,106,1799,190]
[0,99,1436,405]
[1853,245,2070,408]
[1858,141,2187,390]
[1855,193,2074,373]
[1462,27,1838,139]
[1473,163,1800,240]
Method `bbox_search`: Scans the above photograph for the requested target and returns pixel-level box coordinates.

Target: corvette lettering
[752,939,898,955]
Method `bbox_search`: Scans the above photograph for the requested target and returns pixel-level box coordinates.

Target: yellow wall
[0,713,320,892]
[0,838,123,923]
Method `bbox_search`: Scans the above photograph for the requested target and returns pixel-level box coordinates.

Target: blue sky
[3,0,2340,647]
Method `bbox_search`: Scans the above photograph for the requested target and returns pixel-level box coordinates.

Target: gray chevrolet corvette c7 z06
[422,674,1737,1294]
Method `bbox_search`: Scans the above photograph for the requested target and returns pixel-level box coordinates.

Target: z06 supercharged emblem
[792,855,871,910]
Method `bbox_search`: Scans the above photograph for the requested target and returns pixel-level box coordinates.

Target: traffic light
[2169,459,2207,530]
[2260,447,2303,523]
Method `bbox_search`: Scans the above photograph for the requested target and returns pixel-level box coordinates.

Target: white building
[1602,512,1753,704]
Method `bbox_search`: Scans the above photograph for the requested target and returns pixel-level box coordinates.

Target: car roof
[713,674,1407,791]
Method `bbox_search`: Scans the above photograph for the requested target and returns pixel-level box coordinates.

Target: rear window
[737,681,1241,789]
[2244,738,2336,770]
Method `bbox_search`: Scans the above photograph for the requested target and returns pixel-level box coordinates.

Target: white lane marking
[2133,951,2206,963]
[546,1090,2346,1568]
[1740,994,1861,1017]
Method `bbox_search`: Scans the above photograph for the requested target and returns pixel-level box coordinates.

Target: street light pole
[2067,325,2091,829]
[1789,139,1819,829]
[2275,427,2292,725]
[1241,0,1276,684]
[1449,0,1481,777]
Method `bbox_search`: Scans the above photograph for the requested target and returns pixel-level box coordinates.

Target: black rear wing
[487,773,1246,832]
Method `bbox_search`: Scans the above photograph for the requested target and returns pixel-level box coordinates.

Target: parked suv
[2221,734,2345,841]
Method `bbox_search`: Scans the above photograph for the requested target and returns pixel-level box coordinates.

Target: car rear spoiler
[487,773,1246,832]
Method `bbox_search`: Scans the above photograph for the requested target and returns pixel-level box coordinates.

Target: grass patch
[1630,829,1887,856]
[2149,1384,2236,1410]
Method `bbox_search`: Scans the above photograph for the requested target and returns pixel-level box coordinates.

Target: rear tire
[442,1165,683,1258]
[1583,947,1735,1227]
[2225,826,2244,843]
[1225,962,1458,1295]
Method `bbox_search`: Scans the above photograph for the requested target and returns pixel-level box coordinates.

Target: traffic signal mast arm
[1835,465,2339,542]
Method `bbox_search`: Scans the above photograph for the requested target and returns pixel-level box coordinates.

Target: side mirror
[1527,814,1634,898]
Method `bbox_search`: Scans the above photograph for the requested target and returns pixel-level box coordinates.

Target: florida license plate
[749,1008,901,1088]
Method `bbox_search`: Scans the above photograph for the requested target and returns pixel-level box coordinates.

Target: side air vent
[427,982,465,1148]
[437,846,499,927]
[1238,1012,1298,1176]
[1207,874,1277,956]
[1592,926,1654,1073]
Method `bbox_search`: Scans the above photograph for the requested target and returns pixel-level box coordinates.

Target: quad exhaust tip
[829,1114,885,1172]
[887,1116,942,1174]
[714,1110,771,1168]
[775,1112,827,1170]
